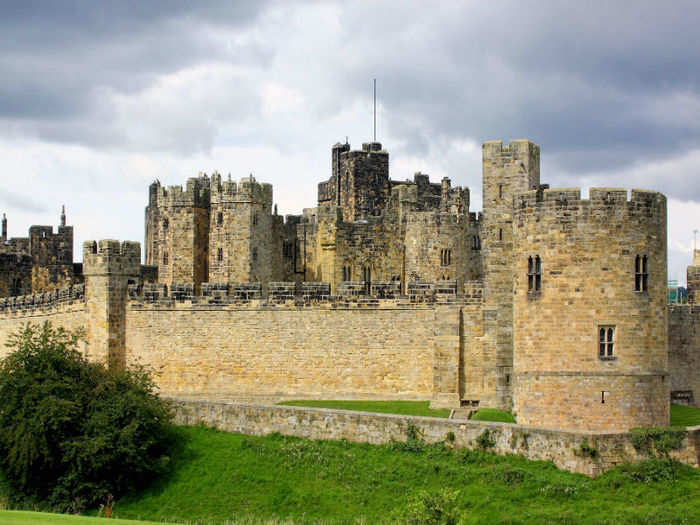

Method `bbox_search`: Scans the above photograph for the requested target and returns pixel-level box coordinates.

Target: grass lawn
[102,425,700,524]
[277,399,451,418]
[470,408,517,423]
[0,510,169,525]
[670,403,700,427]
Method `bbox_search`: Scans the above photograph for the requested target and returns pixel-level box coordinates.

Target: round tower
[512,187,668,431]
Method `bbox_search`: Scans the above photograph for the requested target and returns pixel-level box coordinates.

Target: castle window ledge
[599,356,617,362]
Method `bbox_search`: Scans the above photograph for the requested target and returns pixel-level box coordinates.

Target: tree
[0,322,173,512]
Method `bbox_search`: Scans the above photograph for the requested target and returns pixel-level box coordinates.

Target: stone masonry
[1,136,696,433]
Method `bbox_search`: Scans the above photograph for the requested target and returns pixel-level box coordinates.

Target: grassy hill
[3,404,700,524]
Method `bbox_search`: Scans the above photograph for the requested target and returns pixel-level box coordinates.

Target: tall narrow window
[440,249,451,266]
[217,212,223,226]
[363,266,371,294]
[528,255,541,293]
[217,248,223,262]
[163,218,169,231]
[635,254,649,291]
[499,184,503,199]
[342,266,352,281]
[252,212,258,226]
[498,228,503,241]
[252,247,258,263]
[163,252,168,265]
[599,326,615,358]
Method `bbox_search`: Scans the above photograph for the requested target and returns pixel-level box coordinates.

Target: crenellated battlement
[482,139,540,165]
[83,240,141,276]
[0,283,85,317]
[127,279,482,309]
[210,173,273,207]
[513,187,667,222]
[150,174,211,208]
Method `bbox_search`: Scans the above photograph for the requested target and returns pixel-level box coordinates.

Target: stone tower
[318,142,390,221]
[208,174,275,286]
[511,188,669,430]
[83,239,141,369]
[145,175,211,294]
[480,139,540,409]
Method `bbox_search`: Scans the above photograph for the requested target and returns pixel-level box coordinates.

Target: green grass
[470,408,517,423]
[277,399,451,418]
[670,403,700,427]
[0,510,169,524]
[83,425,700,524]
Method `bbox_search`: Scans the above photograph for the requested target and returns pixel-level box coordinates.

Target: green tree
[0,322,173,512]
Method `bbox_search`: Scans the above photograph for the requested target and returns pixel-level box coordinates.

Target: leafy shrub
[392,423,426,453]
[397,488,461,525]
[0,322,173,512]
[576,439,599,459]
[619,458,680,483]
[476,429,496,449]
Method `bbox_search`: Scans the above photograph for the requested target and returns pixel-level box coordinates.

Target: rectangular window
[163,252,168,265]
[342,266,351,281]
[217,248,223,262]
[599,326,615,359]
[217,212,223,226]
[528,255,541,293]
[283,242,294,259]
[635,255,648,291]
[440,249,451,266]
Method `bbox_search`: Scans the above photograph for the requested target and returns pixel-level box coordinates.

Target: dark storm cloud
[2,0,700,201]
[329,1,700,181]
[0,0,272,141]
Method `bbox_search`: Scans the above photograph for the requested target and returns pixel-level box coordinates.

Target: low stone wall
[171,399,700,477]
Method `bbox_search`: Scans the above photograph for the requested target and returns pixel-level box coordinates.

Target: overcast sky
[1,1,699,283]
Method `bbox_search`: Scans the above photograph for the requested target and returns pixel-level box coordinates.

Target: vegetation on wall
[0,322,173,513]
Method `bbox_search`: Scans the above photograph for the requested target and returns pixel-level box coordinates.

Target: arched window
[440,249,451,266]
[635,254,648,291]
[528,255,542,293]
[599,326,615,358]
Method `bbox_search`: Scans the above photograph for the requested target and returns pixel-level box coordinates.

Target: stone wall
[125,293,456,401]
[669,304,700,406]
[0,284,87,361]
[170,399,700,477]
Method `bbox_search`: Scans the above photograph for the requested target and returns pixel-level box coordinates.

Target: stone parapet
[0,284,85,318]
[171,400,700,477]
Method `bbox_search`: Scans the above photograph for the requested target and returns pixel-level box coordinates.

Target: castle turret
[512,188,668,430]
[83,240,141,368]
[1,213,6,242]
[479,139,541,409]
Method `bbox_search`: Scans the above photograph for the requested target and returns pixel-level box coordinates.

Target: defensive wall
[171,399,700,477]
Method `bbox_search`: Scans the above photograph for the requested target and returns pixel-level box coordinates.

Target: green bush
[397,488,461,525]
[0,322,173,512]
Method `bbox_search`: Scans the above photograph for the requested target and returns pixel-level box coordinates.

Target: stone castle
[0,138,697,433]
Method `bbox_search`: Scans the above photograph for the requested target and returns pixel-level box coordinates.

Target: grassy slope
[0,510,168,525]
[108,425,700,525]
[470,408,517,423]
[670,403,700,426]
[278,400,451,418]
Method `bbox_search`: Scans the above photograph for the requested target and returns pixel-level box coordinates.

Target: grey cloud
[0,189,47,214]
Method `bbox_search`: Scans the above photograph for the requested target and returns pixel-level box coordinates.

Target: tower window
[499,228,503,241]
[363,266,371,294]
[635,254,648,292]
[217,212,223,226]
[471,236,481,251]
[599,326,615,359]
[528,255,542,293]
[252,247,258,263]
[252,212,258,226]
[217,247,223,262]
[283,241,294,259]
[342,265,351,281]
[163,218,169,231]
[499,184,503,199]
[440,249,452,266]
[163,252,168,265]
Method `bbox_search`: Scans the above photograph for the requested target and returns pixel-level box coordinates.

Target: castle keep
[1,137,697,433]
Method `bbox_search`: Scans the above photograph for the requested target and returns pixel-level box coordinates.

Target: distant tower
[1,213,6,242]
[60,205,66,227]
